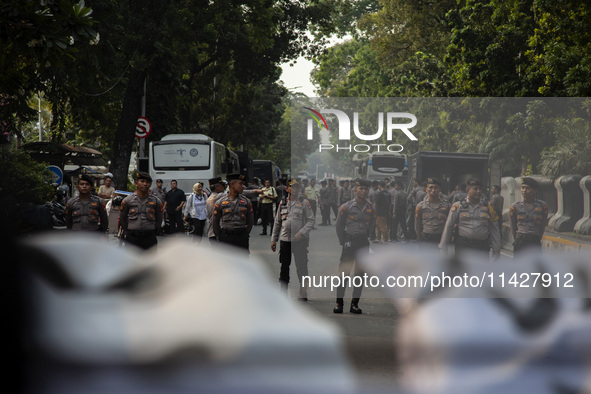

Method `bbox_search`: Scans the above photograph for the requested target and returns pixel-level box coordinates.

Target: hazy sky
[280,56,316,97]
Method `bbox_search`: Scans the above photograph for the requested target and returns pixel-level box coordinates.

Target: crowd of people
[62,171,549,316]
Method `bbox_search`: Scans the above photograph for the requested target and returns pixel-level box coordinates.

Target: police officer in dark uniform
[510,177,549,254]
[65,174,109,233]
[439,178,501,257]
[334,179,375,315]
[212,174,254,252]
[415,178,450,244]
[271,179,315,300]
[119,172,163,249]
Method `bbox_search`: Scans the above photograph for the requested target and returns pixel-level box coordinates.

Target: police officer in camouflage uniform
[271,179,315,300]
[510,177,549,254]
[415,178,450,244]
[212,174,254,252]
[65,174,109,233]
[334,179,375,315]
[119,172,163,250]
[439,178,501,257]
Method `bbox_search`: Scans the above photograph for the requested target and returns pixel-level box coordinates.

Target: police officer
[150,179,166,203]
[259,179,277,235]
[212,174,254,252]
[65,174,109,233]
[119,172,163,249]
[415,178,450,244]
[271,179,315,300]
[206,177,227,243]
[439,178,501,257]
[510,177,549,254]
[334,179,375,315]
[490,184,504,241]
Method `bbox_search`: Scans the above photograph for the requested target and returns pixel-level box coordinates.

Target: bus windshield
[152,143,210,170]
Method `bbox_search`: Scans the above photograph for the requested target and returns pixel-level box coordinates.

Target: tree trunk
[110,69,146,191]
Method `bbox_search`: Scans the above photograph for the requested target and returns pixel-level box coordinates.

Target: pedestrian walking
[164,180,186,234]
[271,179,315,300]
[184,182,207,240]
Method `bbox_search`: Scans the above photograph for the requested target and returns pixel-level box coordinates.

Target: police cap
[521,177,539,189]
[466,178,482,188]
[320,180,327,185]
[426,177,441,186]
[354,178,371,188]
[289,179,302,188]
[209,176,223,187]
[227,173,246,182]
[135,171,152,182]
[78,174,93,185]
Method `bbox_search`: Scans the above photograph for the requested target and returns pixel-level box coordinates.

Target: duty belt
[516,233,542,242]
[421,232,442,242]
[127,229,156,236]
[222,227,247,236]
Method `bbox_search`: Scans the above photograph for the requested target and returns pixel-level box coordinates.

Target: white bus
[149,134,239,194]
[358,151,408,184]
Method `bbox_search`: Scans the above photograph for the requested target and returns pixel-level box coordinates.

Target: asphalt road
[248,221,401,392]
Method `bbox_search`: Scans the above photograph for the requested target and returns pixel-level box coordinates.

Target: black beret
[521,177,539,189]
[354,178,371,188]
[466,178,482,187]
[209,177,223,186]
[227,173,246,182]
[426,177,441,186]
[135,171,152,182]
[78,174,93,185]
[320,180,327,185]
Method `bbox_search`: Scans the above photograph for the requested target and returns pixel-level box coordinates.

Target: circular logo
[190,148,199,157]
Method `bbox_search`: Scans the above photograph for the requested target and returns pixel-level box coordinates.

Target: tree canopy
[3,0,335,189]
[311,0,591,176]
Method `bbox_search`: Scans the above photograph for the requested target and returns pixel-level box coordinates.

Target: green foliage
[310,0,591,177]
[0,147,54,205]
[539,119,591,178]
[0,0,98,136]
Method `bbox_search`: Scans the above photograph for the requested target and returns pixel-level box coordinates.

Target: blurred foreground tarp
[361,245,591,394]
[18,234,355,394]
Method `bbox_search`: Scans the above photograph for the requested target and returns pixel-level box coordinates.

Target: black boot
[279,281,288,293]
[350,298,362,314]
[333,298,344,314]
[260,227,267,235]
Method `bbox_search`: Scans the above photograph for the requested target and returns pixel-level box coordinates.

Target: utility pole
[38,92,42,141]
